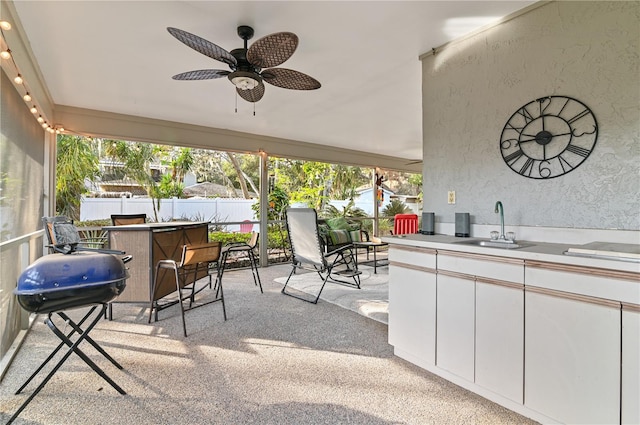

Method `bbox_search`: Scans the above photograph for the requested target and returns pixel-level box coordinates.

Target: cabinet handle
[622,302,640,313]
[437,269,474,281]
[438,249,524,265]
[476,276,523,290]
[526,260,640,282]
[391,245,437,255]
[526,285,621,308]
[389,261,436,274]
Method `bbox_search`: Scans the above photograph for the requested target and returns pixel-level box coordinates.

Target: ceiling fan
[167,25,321,103]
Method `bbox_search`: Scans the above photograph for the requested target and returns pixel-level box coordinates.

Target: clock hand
[518,137,539,143]
[519,131,573,143]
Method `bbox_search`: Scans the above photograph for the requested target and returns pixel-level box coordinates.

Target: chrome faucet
[494,201,505,240]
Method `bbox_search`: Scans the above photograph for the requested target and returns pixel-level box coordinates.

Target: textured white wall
[422,1,639,231]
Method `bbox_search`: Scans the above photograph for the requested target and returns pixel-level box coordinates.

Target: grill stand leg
[7,304,125,425]
[15,306,96,395]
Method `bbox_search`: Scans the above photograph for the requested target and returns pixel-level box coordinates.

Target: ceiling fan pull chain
[235,92,238,113]
[253,103,256,116]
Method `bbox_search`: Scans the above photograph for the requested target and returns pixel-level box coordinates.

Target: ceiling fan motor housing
[228,47,262,89]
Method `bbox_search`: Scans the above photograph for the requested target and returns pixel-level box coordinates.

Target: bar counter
[105,221,209,303]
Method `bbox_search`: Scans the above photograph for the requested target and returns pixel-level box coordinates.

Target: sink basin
[454,239,534,250]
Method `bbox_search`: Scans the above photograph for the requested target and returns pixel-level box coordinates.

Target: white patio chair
[281,208,361,304]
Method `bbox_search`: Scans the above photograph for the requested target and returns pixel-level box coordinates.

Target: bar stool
[150,241,226,337]
[221,231,262,293]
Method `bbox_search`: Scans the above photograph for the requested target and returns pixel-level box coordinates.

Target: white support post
[259,151,269,267]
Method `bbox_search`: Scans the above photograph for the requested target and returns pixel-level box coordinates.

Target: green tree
[331,165,368,200]
[271,158,369,210]
[103,140,159,220]
[157,147,193,198]
[250,185,290,255]
[382,199,412,217]
[191,150,259,199]
[56,135,100,220]
[321,199,367,220]
[156,174,184,198]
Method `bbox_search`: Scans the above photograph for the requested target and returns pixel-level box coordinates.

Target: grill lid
[15,252,129,295]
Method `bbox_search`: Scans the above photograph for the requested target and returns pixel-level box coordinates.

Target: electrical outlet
[448,191,456,204]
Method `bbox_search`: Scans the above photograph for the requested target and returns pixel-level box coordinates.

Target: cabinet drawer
[438,251,524,284]
[525,261,640,304]
[389,246,436,269]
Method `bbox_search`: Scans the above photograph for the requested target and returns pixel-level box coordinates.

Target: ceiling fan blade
[237,81,265,103]
[261,68,321,90]
[172,69,230,80]
[247,32,298,68]
[167,27,237,67]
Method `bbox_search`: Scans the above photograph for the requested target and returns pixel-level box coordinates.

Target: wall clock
[500,96,598,179]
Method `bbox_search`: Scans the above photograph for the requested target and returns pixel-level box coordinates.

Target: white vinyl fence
[81,197,257,231]
[81,197,420,230]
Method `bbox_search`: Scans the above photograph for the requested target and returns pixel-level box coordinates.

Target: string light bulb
[1,21,67,135]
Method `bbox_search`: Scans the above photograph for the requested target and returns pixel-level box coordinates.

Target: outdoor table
[352,241,389,274]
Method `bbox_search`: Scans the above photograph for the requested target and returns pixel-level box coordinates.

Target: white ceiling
[10,1,534,162]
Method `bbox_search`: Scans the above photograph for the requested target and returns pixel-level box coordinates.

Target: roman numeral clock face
[500,96,598,179]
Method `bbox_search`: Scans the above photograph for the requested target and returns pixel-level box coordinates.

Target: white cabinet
[475,280,524,403]
[622,306,640,425]
[386,240,639,425]
[436,271,475,381]
[524,287,621,424]
[388,264,436,365]
[388,246,437,367]
[437,251,524,387]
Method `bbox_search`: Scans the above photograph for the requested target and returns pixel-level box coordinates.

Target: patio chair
[42,216,118,254]
[281,208,361,304]
[239,220,253,233]
[150,241,226,337]
[393,213,418,235]
[110,213,147,226]
[221,231,262,293]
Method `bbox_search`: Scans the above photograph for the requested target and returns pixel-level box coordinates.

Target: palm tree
[103,140,159,220]
[56,135,100,220]
[382,199,412,217]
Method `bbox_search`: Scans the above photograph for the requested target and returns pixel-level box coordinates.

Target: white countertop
[381,234,640,274]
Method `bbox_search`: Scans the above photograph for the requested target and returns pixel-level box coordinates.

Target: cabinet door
[388,264,437,365]
[436,272,475,381]
[622,306,640,425]
[525,289,620,424]
[475,280,523,403]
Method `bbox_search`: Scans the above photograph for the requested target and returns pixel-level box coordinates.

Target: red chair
[393,214,418,235]
[239,220,253,233]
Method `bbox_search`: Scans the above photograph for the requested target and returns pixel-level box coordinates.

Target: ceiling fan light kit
[168,25,320,103]
[229,71,261,90]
